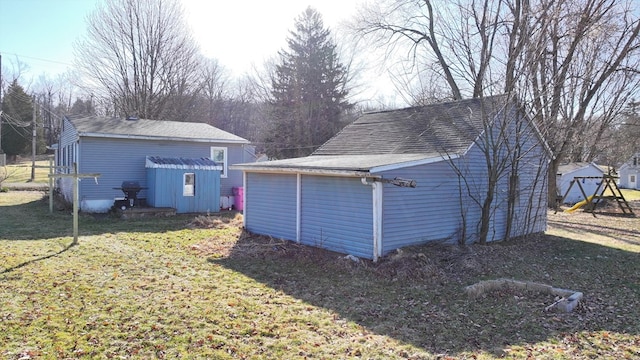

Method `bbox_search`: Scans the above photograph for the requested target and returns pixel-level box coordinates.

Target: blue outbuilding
[232,96,551,261]
[145,156,222,213]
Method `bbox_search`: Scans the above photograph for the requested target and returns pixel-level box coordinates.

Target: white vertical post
[73,162,79,245]
[48,157,53,213]
[372,182,383,262]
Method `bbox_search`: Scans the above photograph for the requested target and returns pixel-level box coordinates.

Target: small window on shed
[184,173,195,196]
[631,174,637,184]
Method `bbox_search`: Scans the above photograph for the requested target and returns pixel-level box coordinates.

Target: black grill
[114,181,146,208]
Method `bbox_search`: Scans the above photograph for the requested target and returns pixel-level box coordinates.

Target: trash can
[233,187,244,211]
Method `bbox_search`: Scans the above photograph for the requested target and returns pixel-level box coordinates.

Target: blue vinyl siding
[239,107,548,257]
[380,161,464,253]
[380,113,548,249]
[506,128,548,237]
[245,173,297,241]
[75,137,245,205]
[146,168,220,213]
[300,176,373,259]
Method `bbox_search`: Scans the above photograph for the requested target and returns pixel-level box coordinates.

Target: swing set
[557,174,634,216]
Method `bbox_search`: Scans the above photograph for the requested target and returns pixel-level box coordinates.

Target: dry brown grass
[2,191,639,359]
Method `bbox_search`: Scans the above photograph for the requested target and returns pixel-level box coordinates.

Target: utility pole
[31,95,36,181]
[0,53,4,166]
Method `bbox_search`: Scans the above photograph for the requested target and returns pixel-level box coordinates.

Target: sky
[0,0,386,99]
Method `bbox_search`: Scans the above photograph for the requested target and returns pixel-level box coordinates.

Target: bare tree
[353,0,640,205]
[74,0,203,120]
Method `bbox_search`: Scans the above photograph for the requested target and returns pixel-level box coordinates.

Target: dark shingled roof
[66,115,248,143]
[313,95,509,156]
[232,95,532,175]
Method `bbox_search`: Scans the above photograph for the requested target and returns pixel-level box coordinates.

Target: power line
[0,51,74,67]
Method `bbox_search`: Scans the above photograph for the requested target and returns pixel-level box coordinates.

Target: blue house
[146,156,221,213]
[56,115,253,212]
[231,96,550,260]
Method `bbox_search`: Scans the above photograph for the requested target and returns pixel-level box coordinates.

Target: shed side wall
[300,176,374,259]
[245,172,297,240]
[380,161,463,253]
[147,168,220,213]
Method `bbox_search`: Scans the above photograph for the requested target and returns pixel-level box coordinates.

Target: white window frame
[183,173,195,196]
[630,174,637,184]
[211,146,228,178]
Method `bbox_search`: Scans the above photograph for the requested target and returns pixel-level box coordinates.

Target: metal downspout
[242,171,247,228]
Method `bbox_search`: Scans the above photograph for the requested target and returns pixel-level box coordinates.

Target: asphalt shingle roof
[233,95,517,174]
[66,115,248,143]
[313,95,509,156]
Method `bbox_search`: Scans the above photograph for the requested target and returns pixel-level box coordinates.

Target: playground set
[557,174,634,216]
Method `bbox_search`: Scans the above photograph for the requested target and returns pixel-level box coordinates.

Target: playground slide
[564,195,595,213]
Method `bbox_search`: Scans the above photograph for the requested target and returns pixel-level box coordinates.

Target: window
[631,175,637,184]
[211,147,228,178]
[634,157,639,166]
[184,173,195,196]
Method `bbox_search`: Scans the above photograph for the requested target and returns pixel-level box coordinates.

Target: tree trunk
[478,186,494,245]
[548,158,560,208]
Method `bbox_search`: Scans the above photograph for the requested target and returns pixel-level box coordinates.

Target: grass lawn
[1,192,639,359]
[621,188,640,201]
[1,160,51,184]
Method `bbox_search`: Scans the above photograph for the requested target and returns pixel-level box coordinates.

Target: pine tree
[1,80,32,159]
[265,7,352,159]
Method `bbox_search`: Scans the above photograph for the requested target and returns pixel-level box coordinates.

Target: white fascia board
[369,154,459,173]
[79,132,249,144]
[229,166,379,178]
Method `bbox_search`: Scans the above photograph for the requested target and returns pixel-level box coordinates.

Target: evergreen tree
[265,7,352,159]
[1,80,32,159]
[69,98,96,116]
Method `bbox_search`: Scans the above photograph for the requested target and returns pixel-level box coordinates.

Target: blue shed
[145,156,222,213]
[232,96,551,261]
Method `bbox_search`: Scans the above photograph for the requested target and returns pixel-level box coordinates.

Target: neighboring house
[56,115,253,212]
[619,152,640,189]
[556,162,605,204]
[231,95,550,260]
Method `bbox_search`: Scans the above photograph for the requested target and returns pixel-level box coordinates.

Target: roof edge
[369,154,461,173]
[79,132,250,144]
[229,164,377,178]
